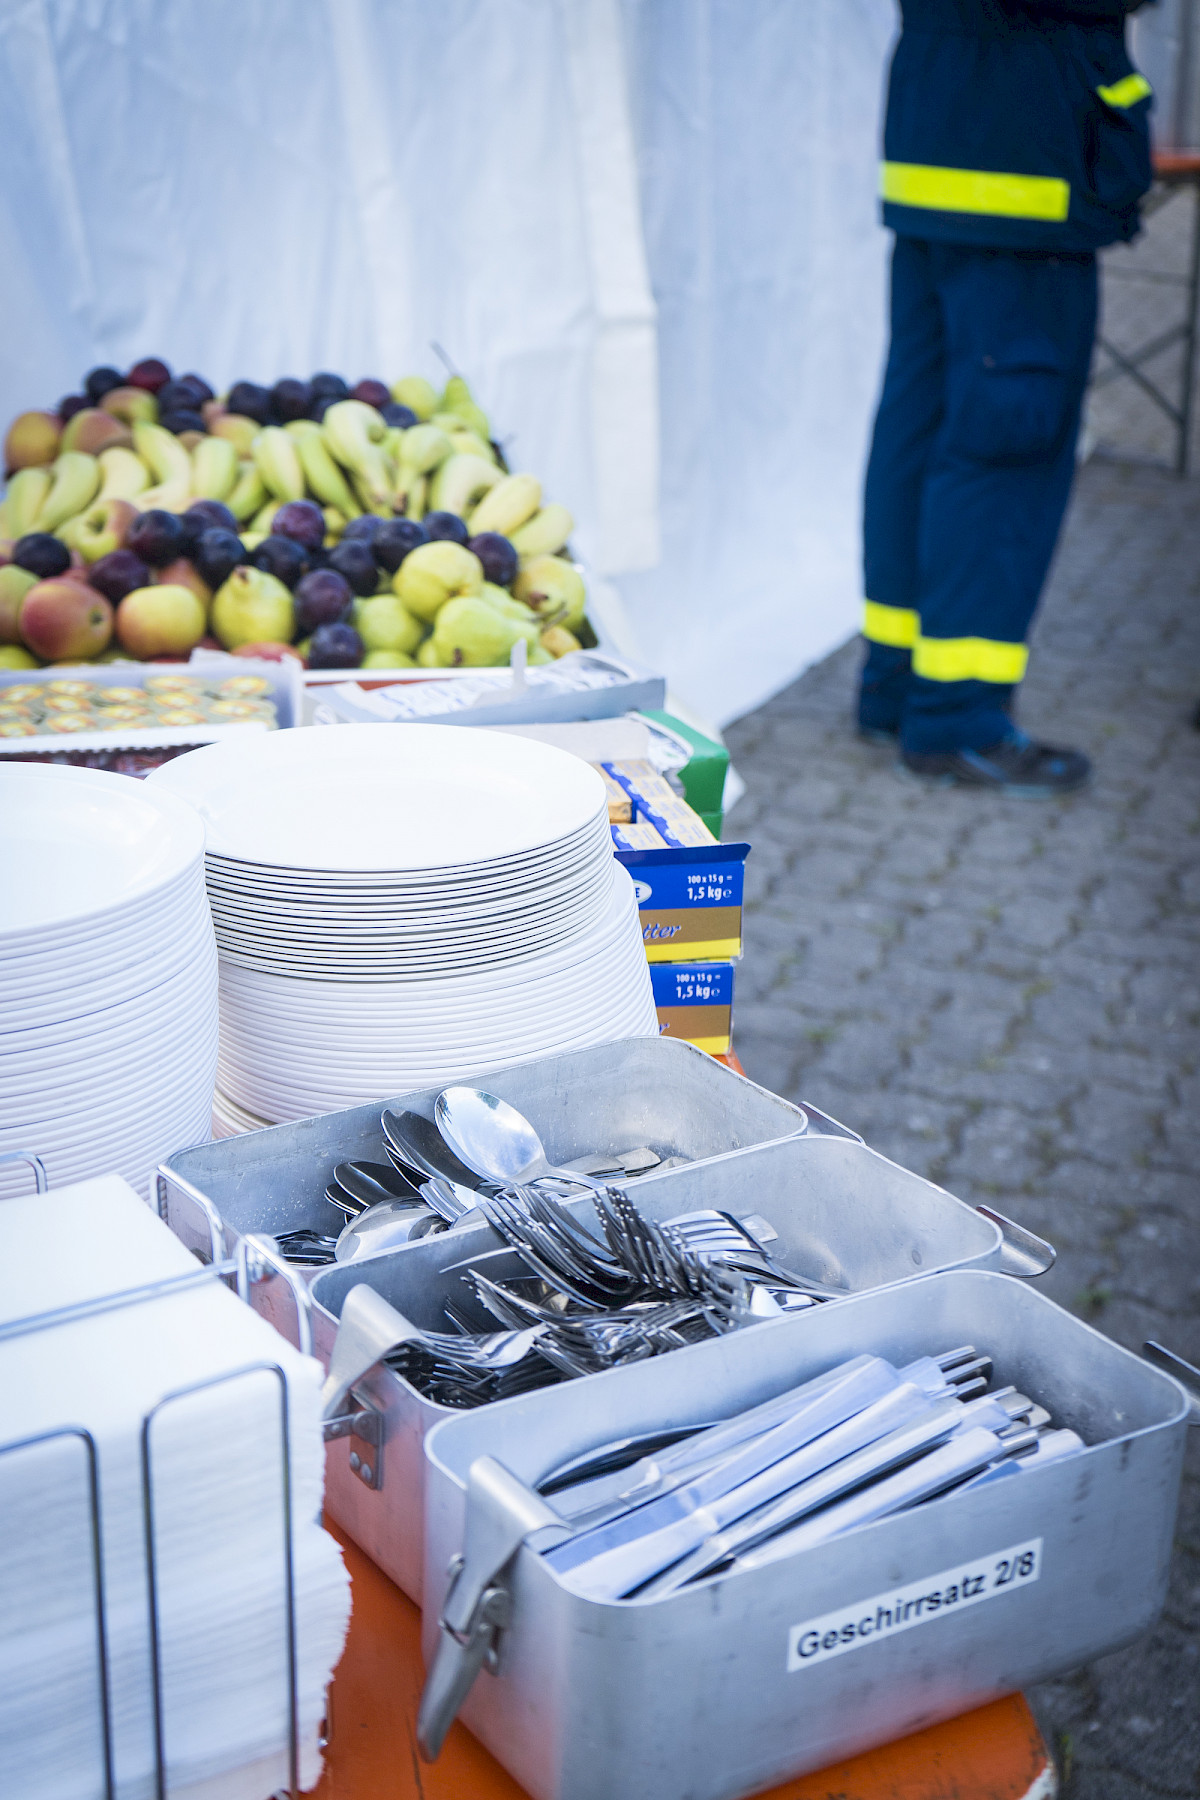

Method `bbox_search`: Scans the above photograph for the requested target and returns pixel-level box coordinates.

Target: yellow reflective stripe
[863,601,918,648]
[913,636,1029,684]
[881,162,1070,223]
[1096,73,1152,109]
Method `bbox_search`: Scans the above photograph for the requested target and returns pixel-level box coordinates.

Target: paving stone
[724,456,1200,1788]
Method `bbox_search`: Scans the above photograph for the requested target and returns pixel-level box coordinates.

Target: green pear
[356,594,425,656]
[390,375,439,421]
[393,541,483,623]
[431,596,521,666]
[416,635,445,667]
[361,648,416,669]
[513,555,586,632]
[0,564,38,643]
[211,566,294,651]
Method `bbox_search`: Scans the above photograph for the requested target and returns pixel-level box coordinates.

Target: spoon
[334,1160,422,1208]
[335,1200,443,1264]
[381,1108,484,1189]
[419,1175,482,1224]
[435,1086,608,1192]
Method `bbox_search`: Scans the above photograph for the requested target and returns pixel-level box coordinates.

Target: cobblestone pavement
[723,459,1200,1797]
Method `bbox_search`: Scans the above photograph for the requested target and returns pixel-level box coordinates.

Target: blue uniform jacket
[882,0,1154,250]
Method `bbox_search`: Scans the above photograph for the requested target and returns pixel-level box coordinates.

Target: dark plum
[423,511,469,546]
[352,379,390,410]
[272,378,313,422]
[294,569,354,636]
[468,532,518,587]
[308,396,336,423]
[12,533,72,580]
[327,539,378,596]
[272,499,326,549]
[157,379,207,415]
[126,509,185,568]
[179,499,238,553]
[87,548,151,603]
[307,620,364,669]
[84,366,125,404]
[126,358,172,394]
[380,402,418,429]
[58,393,89,422]
[310,372,350,402]
[180,373,215,404]
[373,518,427,572]
[159,408,208,435]
[341,515,383,545]
[226,381,273,425]
[193,528,245,590]
[251,534,308,590]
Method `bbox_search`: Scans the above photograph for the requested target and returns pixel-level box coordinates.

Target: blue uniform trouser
[860,237,1098,754]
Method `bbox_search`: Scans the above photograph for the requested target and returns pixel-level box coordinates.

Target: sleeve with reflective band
[1096,73,1152,110]
[863,600,919,649]
[881,163,1070,224]
[913,635,1029,685]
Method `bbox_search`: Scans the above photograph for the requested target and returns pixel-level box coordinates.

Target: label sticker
[786,1538,1042,1672]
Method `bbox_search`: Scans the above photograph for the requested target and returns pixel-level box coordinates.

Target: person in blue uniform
[859,0,1155,794]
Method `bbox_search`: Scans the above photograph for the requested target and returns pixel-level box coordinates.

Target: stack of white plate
[148,724,657,1123]
[0,765,218,1197]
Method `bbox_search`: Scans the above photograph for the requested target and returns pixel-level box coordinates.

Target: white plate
[0,963,218,1067]
[0,861,206,966]
[0,763,204,938]
[147,724,606,871]
[0,1010,218,1121]
[0,916,216,1023]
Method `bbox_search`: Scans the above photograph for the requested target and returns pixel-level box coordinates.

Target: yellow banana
[321,400,392,510]
[136,481,190,512]
[227,460,267,523]
[467,472,541,537]
[284,418,320,437]
[323,506,348,539]
[34,453,101,532]
[392,425,454,513]
[190,435,238,501]
[350,469,393,518]
[249,499,279,535]
[96,446,150,503]
[401,474,426,521]
[427,451,502,518]
[390,375,439,419]
[447,429,496,462]
[133,421,191,487]
[510,503,574,558]
[295,426,362,518]
[4,467,53,537]
[253,426,305,502]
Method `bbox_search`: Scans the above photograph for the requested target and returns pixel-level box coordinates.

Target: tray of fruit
[0,360,592,678]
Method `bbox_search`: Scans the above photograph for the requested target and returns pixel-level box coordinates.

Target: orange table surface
[313,1527,1056,1800]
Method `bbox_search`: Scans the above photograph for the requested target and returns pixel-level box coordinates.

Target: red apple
[59,409,133,457]
[116,584,206,658]
[155,557,213,611]
[20,579,113,660]
[126,358,172,394]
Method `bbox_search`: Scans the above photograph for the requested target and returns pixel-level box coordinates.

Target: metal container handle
[238,1233,314,1358]
[0,1150,48,1194]
[1143,1343,1200,1426]
[975,1205,1056,1278]
[156,1165,225,1265]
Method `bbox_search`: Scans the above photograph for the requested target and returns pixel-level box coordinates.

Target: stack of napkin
[0,1174,351,1798]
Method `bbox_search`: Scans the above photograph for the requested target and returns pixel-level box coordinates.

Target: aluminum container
[304,1133,1047,1601]
[157,1036,826,1269]
[421,1270,1194,1800]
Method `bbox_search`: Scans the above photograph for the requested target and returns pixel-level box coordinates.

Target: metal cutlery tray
[302,1133,1047,1601]
[421,1269,1195,1800]
[158,1036,826,1269]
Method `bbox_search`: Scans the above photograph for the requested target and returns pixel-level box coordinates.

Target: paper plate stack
[148,724,657,1124]
[0,764,218,1198]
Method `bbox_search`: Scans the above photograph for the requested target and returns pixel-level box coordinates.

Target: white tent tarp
[0,0,895,725]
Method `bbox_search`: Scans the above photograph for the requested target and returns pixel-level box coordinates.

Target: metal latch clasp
[322,1388,385,1488]
[417,1456,571,1762]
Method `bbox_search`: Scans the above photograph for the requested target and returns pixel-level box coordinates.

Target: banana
[467,472,541,537]
[253,426,305,503]
[390,375,439,420]
[191,435,238,501]
[427,451,503,519]
[250,499,280,535]
[323,506,348,539]
[96,446,151,503]
[295,426,362,518]
[4,467,53,537]
[322,400,392,511]
[34,452,101,532]
[510,503,574,558]
[284,418,320,437]
[446,429,496,462]
[226,459,267,523]
[136,481,190,512]
[391,424,453,513]
[401,474,426,521]
[134,421,191,487]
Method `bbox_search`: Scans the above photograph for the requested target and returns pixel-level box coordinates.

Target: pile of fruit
[0,360,587,672]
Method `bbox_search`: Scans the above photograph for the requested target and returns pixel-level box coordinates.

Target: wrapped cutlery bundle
[0,1174,350,1800]
[419,1270,1195,1800]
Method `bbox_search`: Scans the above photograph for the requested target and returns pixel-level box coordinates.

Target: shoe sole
[895,762,1090,800]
